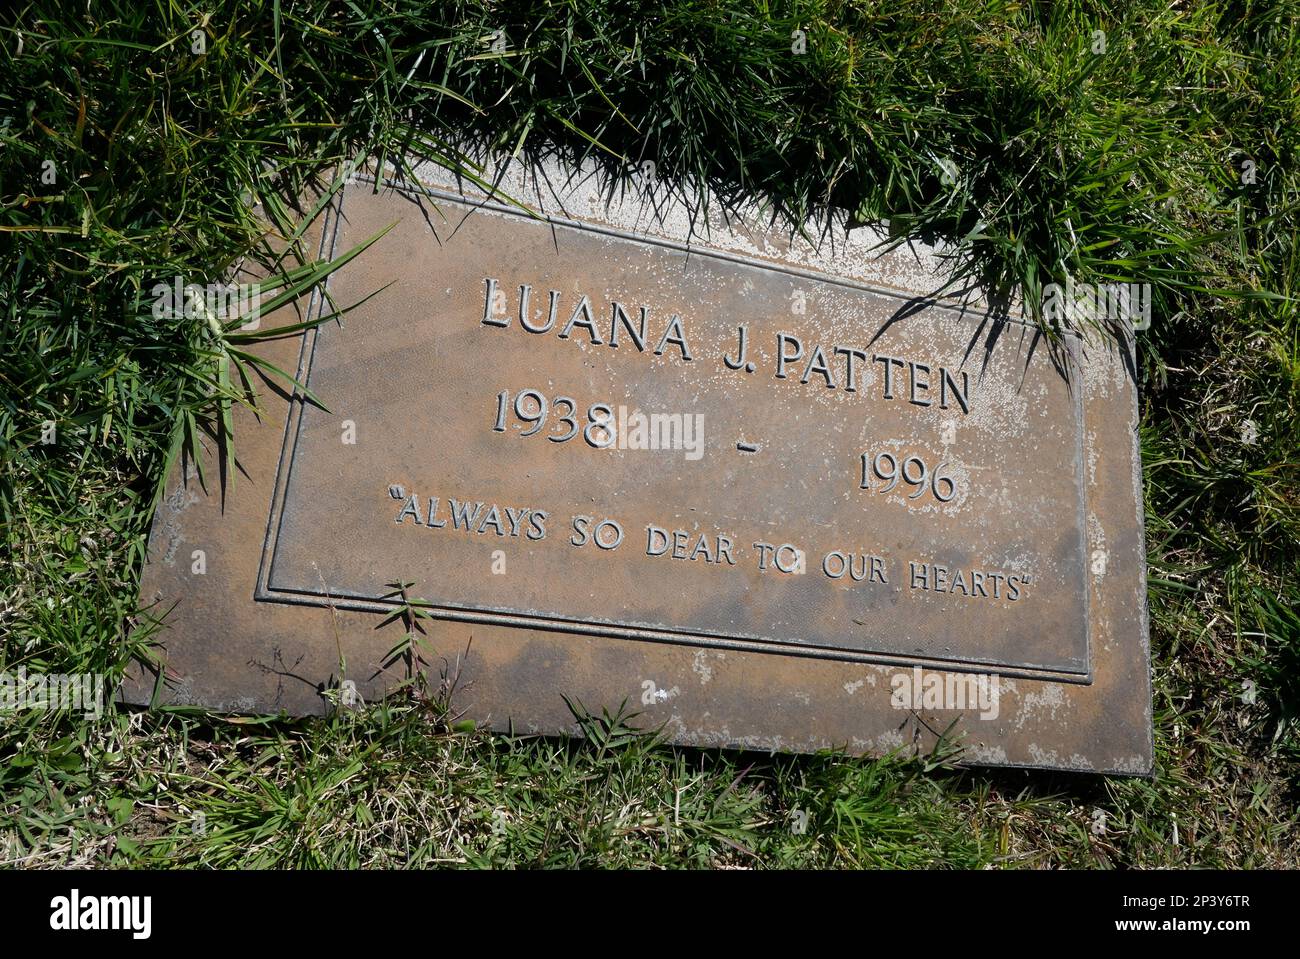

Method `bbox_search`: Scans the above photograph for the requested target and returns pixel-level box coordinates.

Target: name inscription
[483,277,972,411]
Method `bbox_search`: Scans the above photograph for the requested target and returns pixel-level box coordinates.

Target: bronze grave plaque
[126,159,1153,773]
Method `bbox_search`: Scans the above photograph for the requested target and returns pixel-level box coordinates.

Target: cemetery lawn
[1,0,1298,867]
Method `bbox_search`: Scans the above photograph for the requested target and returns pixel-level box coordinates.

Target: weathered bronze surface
[124,160,1153,774]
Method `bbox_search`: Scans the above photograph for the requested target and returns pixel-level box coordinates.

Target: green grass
[1,0,1298,867]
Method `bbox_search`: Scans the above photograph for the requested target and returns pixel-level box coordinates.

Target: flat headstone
[125,157,1152,773]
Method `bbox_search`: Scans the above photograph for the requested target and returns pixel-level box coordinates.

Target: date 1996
[860,451,955,503]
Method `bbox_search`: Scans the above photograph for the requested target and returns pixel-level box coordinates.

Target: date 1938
[492,388,614,447]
